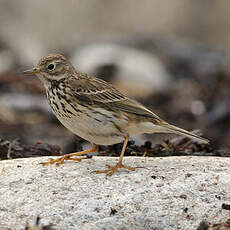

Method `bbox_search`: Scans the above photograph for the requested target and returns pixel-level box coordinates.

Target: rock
[0,93,50,124]
[0,93,49,113]
[71,43,171,98]
[0,156,229,230]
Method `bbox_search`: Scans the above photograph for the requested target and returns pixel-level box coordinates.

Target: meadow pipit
[24,54,209,176]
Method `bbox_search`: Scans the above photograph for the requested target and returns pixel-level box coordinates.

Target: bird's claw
[41,156,82,166]
[95,162,135,176]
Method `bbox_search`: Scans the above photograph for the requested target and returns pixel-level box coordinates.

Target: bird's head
[24,54,72,86]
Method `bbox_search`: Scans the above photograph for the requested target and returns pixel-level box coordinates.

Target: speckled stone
[0,156,229,230]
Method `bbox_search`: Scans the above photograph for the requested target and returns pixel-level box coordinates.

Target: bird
[23,54,209,176]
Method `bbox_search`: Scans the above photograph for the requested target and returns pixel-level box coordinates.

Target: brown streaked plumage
[24,54,209,176]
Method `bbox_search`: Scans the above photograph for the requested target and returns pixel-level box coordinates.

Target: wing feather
[68,76,161,120]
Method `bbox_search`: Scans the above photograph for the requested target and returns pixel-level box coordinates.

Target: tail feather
[160,123,209,144]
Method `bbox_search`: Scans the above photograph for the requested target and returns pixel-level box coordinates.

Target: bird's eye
[47,63,55,71]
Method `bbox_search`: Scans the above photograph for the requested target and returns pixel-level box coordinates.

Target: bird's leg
[41,144,98,166]
[96,135,135,176]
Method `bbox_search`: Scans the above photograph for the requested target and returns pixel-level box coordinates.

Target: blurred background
[0,0,230,155]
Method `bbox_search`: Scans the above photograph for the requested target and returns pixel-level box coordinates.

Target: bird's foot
[41,145,98,166]
[41,155,82,166]
[96,161,135,176]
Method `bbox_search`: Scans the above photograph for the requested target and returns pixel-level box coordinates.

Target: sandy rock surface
[0,156,229,230]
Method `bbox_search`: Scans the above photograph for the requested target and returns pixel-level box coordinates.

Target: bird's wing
[68,76,162,121]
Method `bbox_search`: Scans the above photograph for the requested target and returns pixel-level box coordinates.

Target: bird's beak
[23,67,40,75]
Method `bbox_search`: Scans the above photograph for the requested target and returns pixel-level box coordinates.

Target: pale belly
[52,103,128,145]
[58,115,125,145]
[54,108,157,145]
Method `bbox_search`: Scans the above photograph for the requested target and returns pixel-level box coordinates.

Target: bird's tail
[159,123,209,144]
